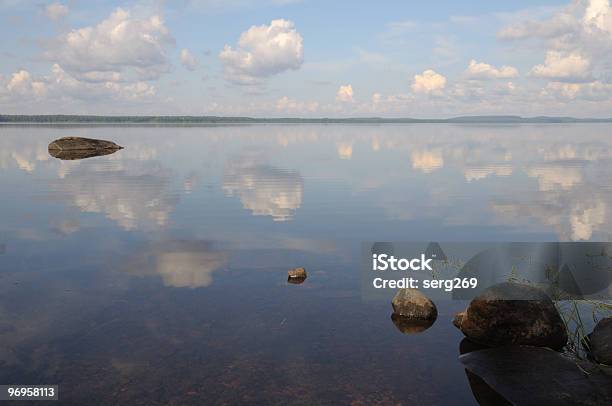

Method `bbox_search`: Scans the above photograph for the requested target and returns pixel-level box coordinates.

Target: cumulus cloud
[275,96,318,113]
[45,8,174,81]
[1,63,158,108]
[45,2,68,20]
[500,0,612,87]
[543,79,612,100]
[336,84,354,102]
[465,59,518,79]
[530,51,591,82]
[180,48,198,70]
[411,69,446,94]
[219,19,303,85]
[5,70,47,98]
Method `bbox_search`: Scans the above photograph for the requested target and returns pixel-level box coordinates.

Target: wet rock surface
[460,346,612,405]
[453,282,567,350]
[391,288,437,320]
[590,317,612,365]
[390,313,435,334]
[48,137,123,160]
[287,267,307,281]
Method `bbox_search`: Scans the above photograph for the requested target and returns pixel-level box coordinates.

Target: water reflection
[48,148,121,160]
[123,240,227,288]
[460,345,612,405]
[48,158,179,231]
[223,157,303,222]
[1,126,612,240]
[1,125,612,403]
[390,313,435,334]
[411,149,444,173]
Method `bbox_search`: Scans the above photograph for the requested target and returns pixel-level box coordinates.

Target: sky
[1,0,612,117]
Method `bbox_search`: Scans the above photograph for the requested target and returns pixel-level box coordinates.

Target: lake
[1,124,611,404]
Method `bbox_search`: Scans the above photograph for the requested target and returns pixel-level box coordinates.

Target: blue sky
[1,0,612,117]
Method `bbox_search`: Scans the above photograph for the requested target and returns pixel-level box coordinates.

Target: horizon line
[2,114,612,124]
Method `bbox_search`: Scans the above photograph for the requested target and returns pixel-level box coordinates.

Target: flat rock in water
[48,136,123,151]
[590,317,612,365]
[453,282,567,350]
[48,137,123,160]
[391,288,437,320]
[460,346,612,405]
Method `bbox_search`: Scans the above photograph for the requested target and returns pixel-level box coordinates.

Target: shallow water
[1,124,611,404]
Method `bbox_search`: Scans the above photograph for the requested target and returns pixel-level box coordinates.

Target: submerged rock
[391,313,435,334]
[287,276,306,285]
[287,267,307,281]
[48,137,123,160]
[460,346,612,405]
[590,317,612,365]
[453,282,567,350]
[391,288,437,320]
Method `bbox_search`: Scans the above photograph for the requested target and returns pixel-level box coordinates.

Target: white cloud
[219,19,303,85]
[530,51,591,82]
[465,59,518,79]
[336,84,354,102]
[411,69,446,94]
[45,8,174,81]
[583,0,612,31]
[45,3,68,20]
[543,80,612,100]
[180,48,198,70]
[275,96,318,113]
[5,70,47,98]
[1,64,156,106]
[500,1,612,87]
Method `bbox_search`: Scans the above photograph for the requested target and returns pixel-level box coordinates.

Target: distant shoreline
[2,114,612,124]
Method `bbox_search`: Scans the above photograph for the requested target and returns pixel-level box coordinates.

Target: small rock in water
[48,137,123,160]
[391,313,435,334]
[391,288,437,320]
[453,282,567,350]
[287,267,307,281]
[589,317,612,365]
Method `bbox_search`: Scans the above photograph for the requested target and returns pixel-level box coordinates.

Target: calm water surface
[1,124,611,404]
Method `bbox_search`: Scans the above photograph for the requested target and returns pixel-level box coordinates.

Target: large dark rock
[460,346,612,405]
[48,137,123,160]
[590,317,612,365]
[453,282,567,350]
[391,288,437,320]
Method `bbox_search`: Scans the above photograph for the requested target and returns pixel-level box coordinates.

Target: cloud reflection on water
[223,157,303,222]
[1,125,612,240]
[123,240,227,288]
